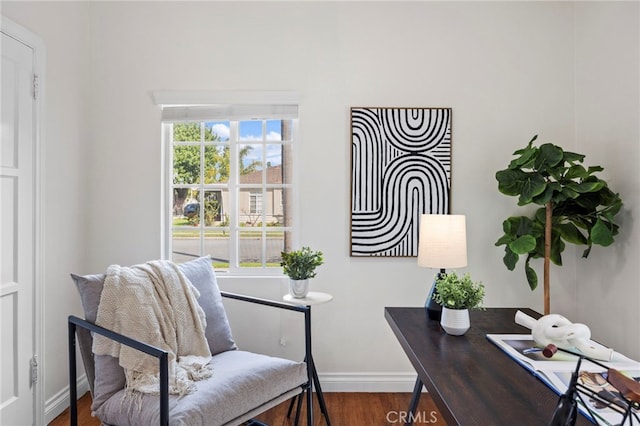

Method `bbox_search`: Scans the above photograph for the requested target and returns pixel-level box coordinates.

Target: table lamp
[417,214,468,321]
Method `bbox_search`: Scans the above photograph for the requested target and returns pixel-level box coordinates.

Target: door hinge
[30,356,38,385]
[33,74,39,100]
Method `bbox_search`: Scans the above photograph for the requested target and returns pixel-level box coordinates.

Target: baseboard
[45,375,89,424]
[317,372,424,392]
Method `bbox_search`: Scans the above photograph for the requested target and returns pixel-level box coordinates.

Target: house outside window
[156,92,299,275]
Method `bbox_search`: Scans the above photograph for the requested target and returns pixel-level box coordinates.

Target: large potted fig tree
[495,135,623,314]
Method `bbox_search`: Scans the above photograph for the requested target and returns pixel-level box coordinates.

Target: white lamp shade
[417,214,467,269]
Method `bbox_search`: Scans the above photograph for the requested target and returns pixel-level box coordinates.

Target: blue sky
[207,120,284,167]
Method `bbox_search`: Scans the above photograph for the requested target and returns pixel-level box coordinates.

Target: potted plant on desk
[433,272,485,336]
[281,246,324,298]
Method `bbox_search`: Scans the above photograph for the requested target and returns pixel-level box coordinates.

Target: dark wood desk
[385,307,591,425]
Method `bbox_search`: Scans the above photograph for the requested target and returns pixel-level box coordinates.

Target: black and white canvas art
[350,107,452,257]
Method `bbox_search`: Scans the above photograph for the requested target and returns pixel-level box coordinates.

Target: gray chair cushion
[70,272,122,411]
[71,256,237,412]
[94,350,307,426]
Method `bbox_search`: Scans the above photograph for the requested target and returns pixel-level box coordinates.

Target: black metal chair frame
[68,291,315,426]
[549,347,640,426]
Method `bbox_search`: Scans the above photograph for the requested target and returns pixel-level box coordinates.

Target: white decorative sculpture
[515,310,614,361]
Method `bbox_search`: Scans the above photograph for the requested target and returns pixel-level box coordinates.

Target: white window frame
[155,91,300,276]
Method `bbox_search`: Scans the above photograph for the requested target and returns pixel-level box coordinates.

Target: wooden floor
[49,391,447,425]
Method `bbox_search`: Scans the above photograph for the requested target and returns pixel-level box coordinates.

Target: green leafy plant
[280,247,324,280]
[433,272,485,310]
[495,135,623,313]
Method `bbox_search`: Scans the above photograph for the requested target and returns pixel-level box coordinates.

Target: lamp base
[425,278,441,321]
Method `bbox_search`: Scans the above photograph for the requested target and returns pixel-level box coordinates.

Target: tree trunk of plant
[544,201,552,314]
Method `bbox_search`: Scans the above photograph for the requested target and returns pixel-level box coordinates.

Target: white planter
[440,307,470,336]
[288,279,310,298]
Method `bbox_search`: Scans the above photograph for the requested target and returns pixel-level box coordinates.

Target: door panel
[0,30,35,425]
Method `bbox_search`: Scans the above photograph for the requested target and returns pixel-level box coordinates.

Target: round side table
[283,291,333,306]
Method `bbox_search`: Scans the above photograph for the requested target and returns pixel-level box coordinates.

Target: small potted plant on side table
[433,271,485,336]
[281,246,324,298]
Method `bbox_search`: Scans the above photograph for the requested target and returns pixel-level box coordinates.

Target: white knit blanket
[93,260,212,397]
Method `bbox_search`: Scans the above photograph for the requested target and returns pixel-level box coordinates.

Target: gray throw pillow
[71,256,237,412]
[177,256,237,355]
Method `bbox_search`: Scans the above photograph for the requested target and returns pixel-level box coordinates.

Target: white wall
[573,2,640,358]
[83,0,580,379]
[2,0,639,419]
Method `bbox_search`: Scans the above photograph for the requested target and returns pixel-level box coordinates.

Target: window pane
[173,123,202,142]
[266,120,283,141]
[280,120,293,142]
[173,146,200,185]
[265,144,282,170]
[239,144,263,179]
[207,121,230,142]
[267,231,286,266]
[281,145,293,185]
[204,145,229,184]
[262,187,282,225]
[236,189,262,227]
[171,226,201,262]
[239,231,262,267]
[203,190,223,225]
[280,230,295,257]
[238,201,262,228]
[239,120,262,141]
[173,188,198,218]
[205,235,229,269]
[281,187,294,227]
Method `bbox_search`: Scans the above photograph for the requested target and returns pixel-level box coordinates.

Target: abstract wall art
[350,107,452,257]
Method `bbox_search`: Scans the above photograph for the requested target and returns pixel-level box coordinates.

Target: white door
[0,28,37,426]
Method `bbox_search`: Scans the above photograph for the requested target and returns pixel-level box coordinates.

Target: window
[249,191,263,215]
[157,93,298,275]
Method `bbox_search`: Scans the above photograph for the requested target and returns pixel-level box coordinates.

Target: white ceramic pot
[440,307,470,336]
[288,279,309,298]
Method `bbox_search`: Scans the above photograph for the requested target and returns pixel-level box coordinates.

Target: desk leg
[406,377,423,426]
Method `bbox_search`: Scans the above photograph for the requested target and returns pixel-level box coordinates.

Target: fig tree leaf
[508,235,536,254]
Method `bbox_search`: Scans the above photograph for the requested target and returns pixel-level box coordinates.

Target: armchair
[68,256,313,426]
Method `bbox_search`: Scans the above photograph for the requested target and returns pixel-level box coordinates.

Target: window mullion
[199,123,206,257]
[228,121,239,270]
[163,123,174,260]
[261,122,267,267]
